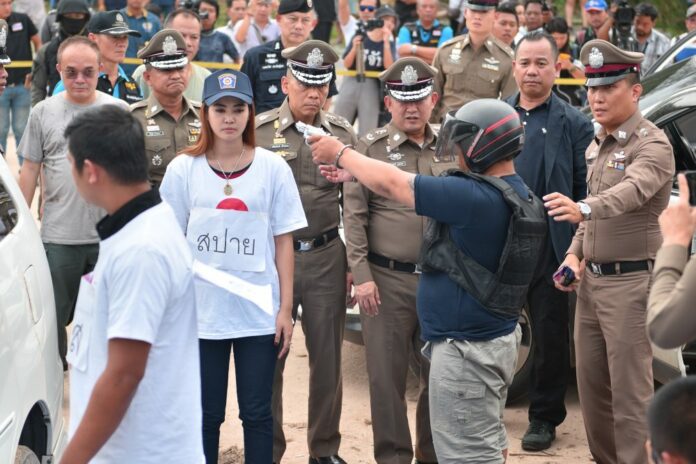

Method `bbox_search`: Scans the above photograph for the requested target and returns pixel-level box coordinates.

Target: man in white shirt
[60,104,204,464]
[338,0,377,46]
[225,0,279,59]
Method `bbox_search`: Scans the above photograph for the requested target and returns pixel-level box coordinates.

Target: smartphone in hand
[553,265,576,287]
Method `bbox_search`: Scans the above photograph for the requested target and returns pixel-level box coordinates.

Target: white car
[0,156,66,463]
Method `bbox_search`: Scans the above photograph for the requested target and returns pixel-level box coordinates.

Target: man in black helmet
[31,0,91,106]
[308,98,547,464]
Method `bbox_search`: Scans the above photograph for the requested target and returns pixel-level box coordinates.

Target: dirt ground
[5,140,592,464]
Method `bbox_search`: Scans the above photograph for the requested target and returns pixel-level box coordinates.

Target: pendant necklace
[214,147,246,196]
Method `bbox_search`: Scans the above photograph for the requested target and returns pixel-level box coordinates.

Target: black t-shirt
[343,35,396,72]
[5,12,38,85]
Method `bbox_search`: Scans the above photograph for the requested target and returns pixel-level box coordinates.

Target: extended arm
[309,135,416,208]
[273,232,294,358]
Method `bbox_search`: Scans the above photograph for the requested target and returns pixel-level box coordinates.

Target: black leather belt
[368,252,421,274]
[294,228,339,252]
[587,260,653,276]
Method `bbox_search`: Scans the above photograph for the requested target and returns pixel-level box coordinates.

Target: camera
[177,0,209,20]
[356,18,384,37]
[611,0,638,51]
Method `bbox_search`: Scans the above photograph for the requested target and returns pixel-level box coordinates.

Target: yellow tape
[5,59,588,86]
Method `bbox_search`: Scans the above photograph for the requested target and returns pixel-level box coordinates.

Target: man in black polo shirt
[0,0,40,154]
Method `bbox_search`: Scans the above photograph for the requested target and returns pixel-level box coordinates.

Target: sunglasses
[62,68,97,80]
[359,5,376,12]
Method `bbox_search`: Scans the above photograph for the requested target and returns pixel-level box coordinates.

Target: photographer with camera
[334,3,396,137]
[575,0,611,48]
[195,0,239,63]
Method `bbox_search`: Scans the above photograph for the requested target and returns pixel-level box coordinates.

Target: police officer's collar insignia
[366,133,375,141]
[259,114,269,121]
[188,120,201,127]
[218,72,237,90]
[163,36,178,55]
[393,134,401,141]
[639,128,648,137]
[618,130,626,139]
[0,26,6,49]
[306,48,324,68]
[589,47,603,69]
[401,66,418,85]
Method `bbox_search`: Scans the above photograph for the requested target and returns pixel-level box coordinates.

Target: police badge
[0,24,6,49]
[163,36,178,55]
[588,47,603,69]
[268,84,278,94]
[401,65,418,85]
[152,154,163,166]
[218,72,237,89]
[306,48,324,68]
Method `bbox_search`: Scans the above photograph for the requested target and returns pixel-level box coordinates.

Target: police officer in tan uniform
[431,0,517,122]
[545,39,675,464]
[255,40,358,464]
[343,57,455,464]
[130,29,201,189]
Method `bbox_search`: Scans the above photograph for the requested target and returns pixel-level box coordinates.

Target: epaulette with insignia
[440,35,465,49]
[255,108,280,128]
[490,36,514,57]
[130,100,148,111]
[325,112,351,129]
[363,127,389,145]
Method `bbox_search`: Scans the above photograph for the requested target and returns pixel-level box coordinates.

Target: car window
[0,179,18,239]
[674,110,696,149]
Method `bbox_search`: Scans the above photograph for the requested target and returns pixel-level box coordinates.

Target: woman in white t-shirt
[160,69,307,464]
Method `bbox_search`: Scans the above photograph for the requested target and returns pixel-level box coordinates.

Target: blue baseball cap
[202,69,254,106]
[585,0,607,11]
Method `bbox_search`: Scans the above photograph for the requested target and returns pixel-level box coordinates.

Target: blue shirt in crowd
[120,8,162,76]
[396,19,453,48]
[414,173,526,342]
[195,30,239,63]
[513,97,551,198]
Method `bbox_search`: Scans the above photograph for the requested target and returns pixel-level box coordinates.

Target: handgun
[295,121,328,142]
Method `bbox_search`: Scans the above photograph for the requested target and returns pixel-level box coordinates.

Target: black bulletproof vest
[419,170,547,320]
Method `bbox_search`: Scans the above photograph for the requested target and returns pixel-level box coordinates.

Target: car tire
[506,305,534,405]
[14,445,40,464]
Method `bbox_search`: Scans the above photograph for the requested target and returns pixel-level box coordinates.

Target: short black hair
[648,377,696,462]
[497,1,519,25]
[516,30,559,60]
[635,2,658,20]
[524,0,544,11]
[165,7,201,26]
[64,105,149,185]
[200,0,220,19]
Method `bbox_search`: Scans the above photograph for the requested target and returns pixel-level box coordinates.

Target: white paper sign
[192,261,274,316]
[187,207,268,272]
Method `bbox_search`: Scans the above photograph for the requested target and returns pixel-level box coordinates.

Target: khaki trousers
[273,238,347,461]
[362,264,436,464]
[575,270,653,464]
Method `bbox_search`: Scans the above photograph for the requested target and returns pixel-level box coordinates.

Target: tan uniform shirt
[344,123,457,285]
[432,34,517,122]
[255,99,358,240]
[568,110,674,262]
[647,244,696,349]
[130,95,201,188]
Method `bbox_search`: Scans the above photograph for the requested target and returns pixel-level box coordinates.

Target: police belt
[368,252,421,274]
[294,227,339,252]
[586,260,653,276]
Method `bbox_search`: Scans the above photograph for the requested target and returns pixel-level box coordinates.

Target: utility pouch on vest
[419,170,547,320]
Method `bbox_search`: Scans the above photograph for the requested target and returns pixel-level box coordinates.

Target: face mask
[60,17,88,36]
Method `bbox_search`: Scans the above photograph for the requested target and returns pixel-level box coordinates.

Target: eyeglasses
[62,68,97,80]
[359,5,376,12]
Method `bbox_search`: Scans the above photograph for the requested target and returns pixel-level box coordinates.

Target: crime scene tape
[6,59,587,86]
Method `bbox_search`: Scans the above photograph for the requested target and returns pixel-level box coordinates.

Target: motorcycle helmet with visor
[435,99,525,173]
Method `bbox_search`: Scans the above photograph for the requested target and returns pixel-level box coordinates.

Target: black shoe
[308,455,347,464]
[521,419,556,451]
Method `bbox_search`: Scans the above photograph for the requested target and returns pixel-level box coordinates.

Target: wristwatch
[577,201,592,221]
[411,44,417,56]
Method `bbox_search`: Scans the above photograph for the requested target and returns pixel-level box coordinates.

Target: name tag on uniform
[146,130,164,137]
[482,63,499,71]
[433,29,441,36]
[607,160,625,171]
[12,22,23,31]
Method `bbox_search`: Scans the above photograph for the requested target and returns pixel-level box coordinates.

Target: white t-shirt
[160,148,307,339]
[340,16,358,45]
[67,202,204,464]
